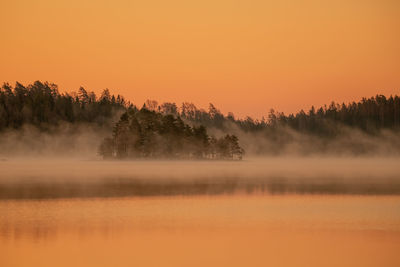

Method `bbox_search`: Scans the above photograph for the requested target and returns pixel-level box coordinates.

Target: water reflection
[1,195,400,240]
[1,158,400,266]
[1,195,400,267]
[1,157,400,200]
[1,177,400,200]
[0,195,400,267]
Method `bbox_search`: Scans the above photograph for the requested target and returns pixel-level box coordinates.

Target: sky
[0,0,399,118]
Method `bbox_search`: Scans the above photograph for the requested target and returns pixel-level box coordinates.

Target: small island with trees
[99,107,244,160]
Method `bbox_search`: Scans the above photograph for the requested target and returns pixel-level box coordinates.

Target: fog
[0,123,109,158]
[1,123,400,158]
[209,122,400,156]
[0,157,399,199]
[1,122,400,199]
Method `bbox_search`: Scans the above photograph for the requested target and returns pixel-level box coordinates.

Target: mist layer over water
[1,157,400,267]
[0,157,399,199]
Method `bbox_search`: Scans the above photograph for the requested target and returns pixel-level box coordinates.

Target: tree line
[99,108,244,160]
[1,81,399,157]
[155,96,400,136]
[0,81,127,130]
[134,96,400,138]
[265,95,400,136]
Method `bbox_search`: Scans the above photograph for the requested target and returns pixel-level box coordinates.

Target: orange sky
[1,0,399,118]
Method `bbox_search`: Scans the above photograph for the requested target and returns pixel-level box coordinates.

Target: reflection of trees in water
[0,222,58,241]
[1,178,400,200]
[0,221,125,241]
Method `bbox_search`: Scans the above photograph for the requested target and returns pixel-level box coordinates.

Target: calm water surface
[1,194,400,267]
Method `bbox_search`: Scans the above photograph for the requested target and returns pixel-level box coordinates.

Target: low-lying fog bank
[0,157,399,199]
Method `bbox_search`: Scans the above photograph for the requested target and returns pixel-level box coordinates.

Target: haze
[0,157,399,199]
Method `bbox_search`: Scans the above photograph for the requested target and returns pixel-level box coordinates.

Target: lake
[1,158,400,267]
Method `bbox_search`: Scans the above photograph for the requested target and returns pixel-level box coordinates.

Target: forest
[1,81,399,157]
[0,81,127,130]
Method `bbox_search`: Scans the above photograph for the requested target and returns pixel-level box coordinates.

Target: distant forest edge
[1,81,400,156]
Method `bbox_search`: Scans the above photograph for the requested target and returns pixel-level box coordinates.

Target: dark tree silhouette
[0,81,128,131]
[1,81,399,157]
[99,107,244,160]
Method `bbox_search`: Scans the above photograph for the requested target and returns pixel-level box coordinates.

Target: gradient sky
[1,0,399,118]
